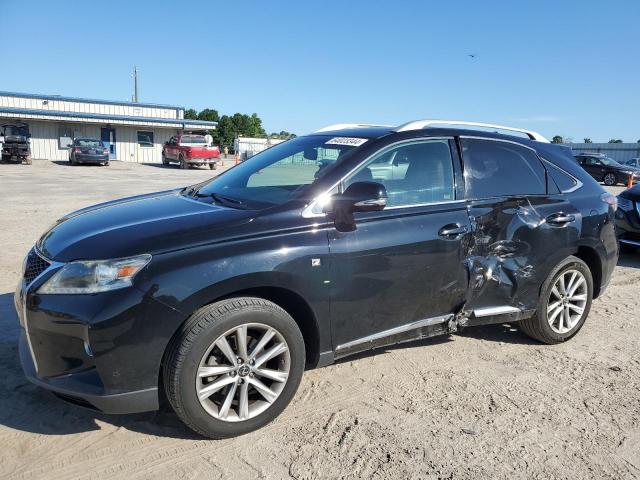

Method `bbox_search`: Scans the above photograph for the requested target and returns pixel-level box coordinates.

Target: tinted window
[545,161,579,193]
[345,139,455,207]
[461,139,546,198]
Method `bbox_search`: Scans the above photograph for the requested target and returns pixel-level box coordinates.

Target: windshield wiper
[196,192,248,209]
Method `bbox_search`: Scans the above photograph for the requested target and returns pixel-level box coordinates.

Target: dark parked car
[69,138,110,166]
[616,184,640,251]
[16,120,618,438]
[574,152,640,186]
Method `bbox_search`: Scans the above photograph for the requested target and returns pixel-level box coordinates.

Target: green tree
[608,139,623,143]
[184,108,198,120]
[583,138,592,143]
[551,135,564,144]
[270,131,297,139]
[197,109,220,123]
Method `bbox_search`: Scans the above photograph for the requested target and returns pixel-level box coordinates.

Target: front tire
[163,297,305,439]
[209,163,217,170]
[519,255,593,344]
[603,172,617,186]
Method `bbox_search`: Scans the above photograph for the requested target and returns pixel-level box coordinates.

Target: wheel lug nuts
[249,372,254,378]
[249,359,255,366]
[237,358,244,364]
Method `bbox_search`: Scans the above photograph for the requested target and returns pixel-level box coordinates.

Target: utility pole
[133,66,139,103]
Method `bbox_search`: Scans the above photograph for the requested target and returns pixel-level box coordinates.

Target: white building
[0,91,216,163]
[234,136,285,160]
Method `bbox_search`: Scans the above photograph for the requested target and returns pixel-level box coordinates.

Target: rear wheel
[164,297,305,439]
[162,153,170,166]
[180,155,189,169]
[24,155,32,165]
[519,256,593,344]
[603,172,617,186]
[103,161,110,166]
[209,163,217,170]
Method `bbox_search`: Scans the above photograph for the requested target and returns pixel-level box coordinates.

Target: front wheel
[163,297,305,439]
[24,156,32,165]
[519,255,593,344]
[603,172,617,186]
[209,163,217,170]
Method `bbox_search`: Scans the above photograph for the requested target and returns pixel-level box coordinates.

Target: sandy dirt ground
[0,160,638,480]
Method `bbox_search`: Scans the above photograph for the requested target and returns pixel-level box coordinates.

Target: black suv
[574,152,640,186]
[16,121,618,438]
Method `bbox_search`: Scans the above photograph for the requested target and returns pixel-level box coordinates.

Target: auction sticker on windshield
[325,137,368,147]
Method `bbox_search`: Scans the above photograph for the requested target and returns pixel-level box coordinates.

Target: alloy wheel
[546,269,588,334]
[604,173,616,186]
[196,323,290,422]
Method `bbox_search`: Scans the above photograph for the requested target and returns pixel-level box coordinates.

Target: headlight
[38,254,151,294]
[617,196,634,211]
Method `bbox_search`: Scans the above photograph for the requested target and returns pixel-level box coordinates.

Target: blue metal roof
[0,107,217,128]
[0,90,184,110]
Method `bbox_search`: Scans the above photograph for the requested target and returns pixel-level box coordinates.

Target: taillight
[103,148,109,155]
[73,147,81,153]
[600,192,618,209]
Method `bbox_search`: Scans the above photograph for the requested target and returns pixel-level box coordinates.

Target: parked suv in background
[574,152,640,186]
[16,120,618,439]
[162,134,220,169]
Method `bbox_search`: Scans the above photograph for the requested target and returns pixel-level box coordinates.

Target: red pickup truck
[162,134,220,169]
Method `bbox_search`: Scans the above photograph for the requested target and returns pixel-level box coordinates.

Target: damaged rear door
[459,137,580,322]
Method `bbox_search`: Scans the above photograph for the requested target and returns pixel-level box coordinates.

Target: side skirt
[331,307,536,362]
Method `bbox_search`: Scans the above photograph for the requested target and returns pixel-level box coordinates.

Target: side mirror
[324,181,387,232]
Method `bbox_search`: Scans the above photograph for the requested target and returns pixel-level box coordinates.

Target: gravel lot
[0,160,638,480]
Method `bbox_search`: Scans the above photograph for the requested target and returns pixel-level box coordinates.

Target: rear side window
[545,161,579,193]
[461,139,547,198]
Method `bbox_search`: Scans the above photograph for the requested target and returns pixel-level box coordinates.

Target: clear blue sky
[1,0,638,142]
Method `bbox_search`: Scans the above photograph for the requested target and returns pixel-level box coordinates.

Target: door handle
[438,223,468,237]
[546,213,575,226]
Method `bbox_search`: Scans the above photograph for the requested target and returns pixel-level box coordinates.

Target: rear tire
[163,297,305,439]
[603,172,617,186]
[209,163,217,170]
[24,156,32,165]
[180,156,189,169]
[104,161,110,166]
[519,255,593,344]
[162,153,170,166]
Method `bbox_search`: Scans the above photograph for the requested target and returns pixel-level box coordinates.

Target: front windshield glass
[600,157,621,166]
[193,135,362,209]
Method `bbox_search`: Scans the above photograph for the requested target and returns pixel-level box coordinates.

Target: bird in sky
[468,54,477,59]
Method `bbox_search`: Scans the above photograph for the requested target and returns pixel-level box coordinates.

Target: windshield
[3,125,29,137]
[180,135,207,144]
[192,135,362,209]
[76,139,102,147]
[600,157,621,166]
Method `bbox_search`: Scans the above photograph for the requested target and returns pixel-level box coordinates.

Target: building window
[137,131,154,147]
[59,125,74,149]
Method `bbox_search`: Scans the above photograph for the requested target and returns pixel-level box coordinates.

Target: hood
[38,190,254,262]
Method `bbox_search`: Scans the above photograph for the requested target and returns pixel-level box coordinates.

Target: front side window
[194,135,363,209]
[344,139,455,207]
[461,139,546,198]
[137,131,154,147]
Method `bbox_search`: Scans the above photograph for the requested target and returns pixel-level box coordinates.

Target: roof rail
[314,123,392,133]
[394,119,549,143]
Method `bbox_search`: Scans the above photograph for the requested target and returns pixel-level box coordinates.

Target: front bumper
[19,333,158,413]
[74,154,109,163]
[15,258,186,414]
